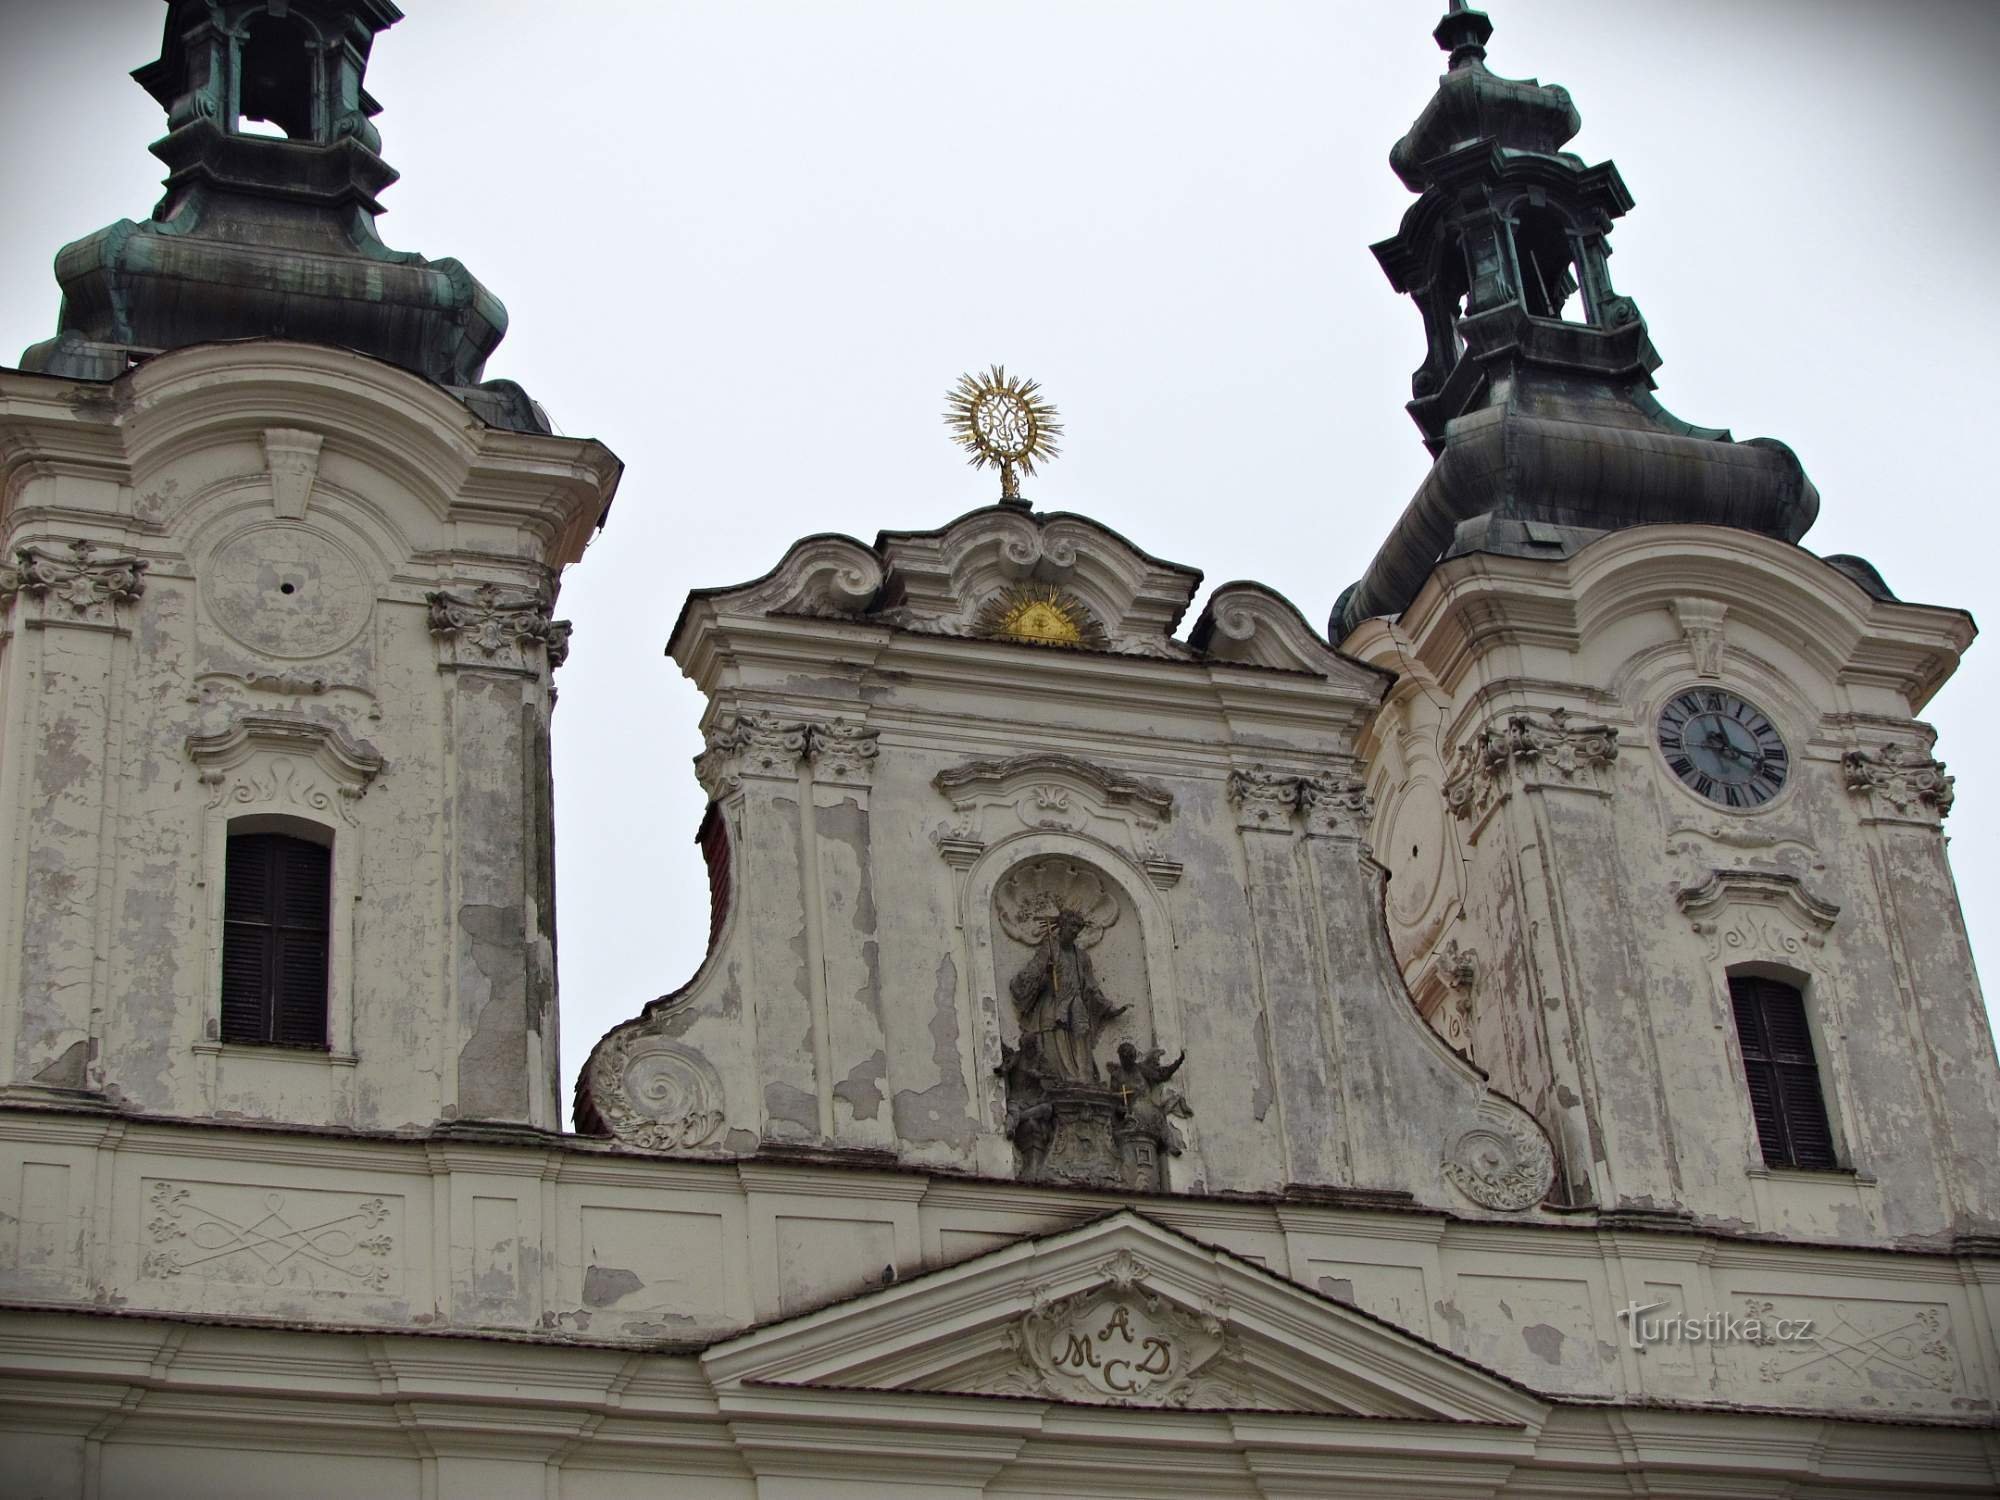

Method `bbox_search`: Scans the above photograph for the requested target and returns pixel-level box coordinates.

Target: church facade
[3,3,1997,1497]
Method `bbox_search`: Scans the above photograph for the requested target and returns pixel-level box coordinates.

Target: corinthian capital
[426,582,570,673]
[3,538,148,627]
[1843,742,1953,825]
[1445,707,1618,824]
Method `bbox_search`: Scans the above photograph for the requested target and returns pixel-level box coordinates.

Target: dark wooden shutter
[220,832,330,1047]
[1729,975,1837,1169]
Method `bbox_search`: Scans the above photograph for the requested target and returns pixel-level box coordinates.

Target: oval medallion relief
[203,524,372,660]
[1384,784,1448,928]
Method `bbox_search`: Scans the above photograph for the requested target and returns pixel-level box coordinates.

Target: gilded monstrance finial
[944,365,1063,506]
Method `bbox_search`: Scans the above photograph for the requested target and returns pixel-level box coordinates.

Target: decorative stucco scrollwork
[1443,1100,1555,1212]
[585,1033,727,1153]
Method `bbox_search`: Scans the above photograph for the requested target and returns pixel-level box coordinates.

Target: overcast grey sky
[4,0,1997,1108]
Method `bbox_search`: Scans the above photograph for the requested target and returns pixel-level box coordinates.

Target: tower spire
[20,0,544,433]
[1331,3,1819,636]
[1434,0,1493,70]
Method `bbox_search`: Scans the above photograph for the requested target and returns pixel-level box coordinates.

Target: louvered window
[1729,975,1837,1170]
[220,831,331,1048]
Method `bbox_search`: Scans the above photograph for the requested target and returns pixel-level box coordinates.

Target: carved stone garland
[584,1032,728,1153]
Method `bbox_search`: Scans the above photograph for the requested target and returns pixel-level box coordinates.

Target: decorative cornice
[426,583,570,673]
[1674,869,1840,934]
[934,753,1173,821]
[1445,707,1619,824]
[187,713,386,826]
[1,538,148,626]
[1842,742,1953,825]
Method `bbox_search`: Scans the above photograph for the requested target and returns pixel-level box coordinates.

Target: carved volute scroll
[582,1030,728,1154]
[1443,1099,1556,1212]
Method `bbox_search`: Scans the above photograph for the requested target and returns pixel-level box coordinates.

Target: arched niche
[956,833,1190,1191]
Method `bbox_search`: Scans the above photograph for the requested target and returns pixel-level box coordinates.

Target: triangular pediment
[701,1211,1546,1426]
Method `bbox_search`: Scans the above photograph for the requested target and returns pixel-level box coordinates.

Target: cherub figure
[1108,1041,1193,1154]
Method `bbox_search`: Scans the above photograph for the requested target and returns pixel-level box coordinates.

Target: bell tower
[0,1,621,1132]
[1338,5,2000,1246]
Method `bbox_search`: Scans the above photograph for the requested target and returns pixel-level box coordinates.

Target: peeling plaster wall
[583,513,1551,1223]
[0,347,617,1133]
[2,1112,1995,1427]
[1346,526,2000,1244]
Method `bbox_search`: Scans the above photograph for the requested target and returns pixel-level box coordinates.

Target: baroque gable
[702,1210,1547,1427]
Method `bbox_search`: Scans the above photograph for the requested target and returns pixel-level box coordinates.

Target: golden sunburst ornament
[974,585,1108,650]
[944,365,1063,504]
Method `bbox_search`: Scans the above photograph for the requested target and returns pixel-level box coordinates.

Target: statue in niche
[993,890,1191,1191]
[1009,907,1129,1083]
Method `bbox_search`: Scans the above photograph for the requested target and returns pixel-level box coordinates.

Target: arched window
[237,12,315,140]
[1513,205,1582,322]
[1729,974,1836,1169]
[221,830,331,1047]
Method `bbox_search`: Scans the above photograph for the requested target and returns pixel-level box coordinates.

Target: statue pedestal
[1015,1084,1166,1191]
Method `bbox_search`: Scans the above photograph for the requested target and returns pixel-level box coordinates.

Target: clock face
[1657,689,1788,808]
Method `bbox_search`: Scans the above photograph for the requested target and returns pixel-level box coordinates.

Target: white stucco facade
[4,3,2000,1490]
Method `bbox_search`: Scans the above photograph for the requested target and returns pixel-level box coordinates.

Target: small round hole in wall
[279,582,296,595]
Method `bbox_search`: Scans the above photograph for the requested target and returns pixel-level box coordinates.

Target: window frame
[220,824,334,1049]
[1727,969,1842,1172]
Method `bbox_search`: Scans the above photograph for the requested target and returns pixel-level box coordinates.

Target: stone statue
[1108,1042,1192,1155]
[1009,908,1130,1083]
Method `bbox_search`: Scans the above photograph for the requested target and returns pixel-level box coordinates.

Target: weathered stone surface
[1344,525,2000,1242]
[0,342,617,1129]
[582,504,1553,1217]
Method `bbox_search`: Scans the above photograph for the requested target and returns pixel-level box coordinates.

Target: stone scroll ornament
[1443,1103,1556,1212]
[584,1033,727,1153]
